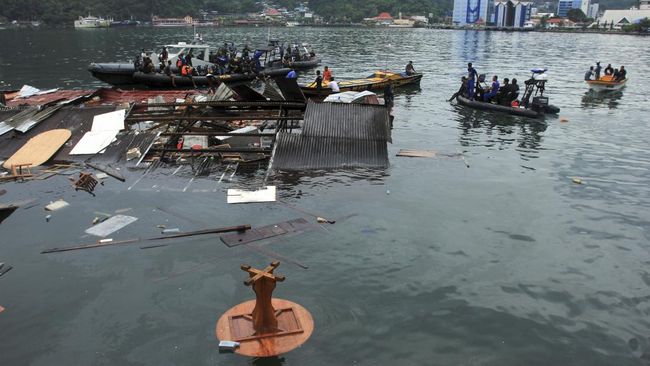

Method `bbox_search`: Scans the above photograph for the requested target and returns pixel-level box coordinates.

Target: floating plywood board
[220,218,312,247]
[70,130,118,155]
[396,149,437,158]
[227,186,276,204]
[91,109,126,132]
[2,129,72,169]
[85,215,138,237]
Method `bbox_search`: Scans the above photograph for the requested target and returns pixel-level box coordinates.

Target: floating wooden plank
[2,129,72,169]
[220,218,312,247]
[396,149,437,158]
[42,224,251,254]
[227,186,276,204]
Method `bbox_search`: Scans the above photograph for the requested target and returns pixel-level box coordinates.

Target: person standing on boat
[161,47,168,65]
[185,52,194,67]
[329,77,340,92]
[467,63,478,100]
[483,75,500,103]
[314,70,323,90]
[323,66,332,83]
[405,61,416,75]
[584,66,594,81]
[594,62,602,80]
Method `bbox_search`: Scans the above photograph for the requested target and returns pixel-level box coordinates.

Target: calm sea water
[1,27,650,365]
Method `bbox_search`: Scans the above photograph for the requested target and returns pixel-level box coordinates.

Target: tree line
[0,0,450,24]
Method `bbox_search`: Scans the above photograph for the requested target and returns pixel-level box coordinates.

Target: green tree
[567,8,587,22]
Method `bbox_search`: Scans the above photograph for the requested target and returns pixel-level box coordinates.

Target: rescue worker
[181,64,196,88]
[615,65,626,81]
[604,63,614,75]
[594,61,602,80]
[323,66,332,83]
[448,76,468,102]
[483,75,500,103]
[164,60,176,87]
[467,63,478,100]
[314,70,323,90]
[329,76,340,92]
[405,61,416,75]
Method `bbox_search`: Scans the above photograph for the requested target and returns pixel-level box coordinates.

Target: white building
[588,3,599,18]
[493,0,532,27]
[641,0,650,10]
[599,9,650,28]
[453,0,493,25]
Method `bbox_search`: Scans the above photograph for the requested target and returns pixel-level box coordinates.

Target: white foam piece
[85,215,138,237]
[227,186,276,204]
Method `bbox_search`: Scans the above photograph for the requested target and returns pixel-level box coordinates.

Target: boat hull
[89,63,138,85]
[301,72,422,97]
[132,68,292,88]
[456,95,545,118]
[268,58,320,70]
[586,78,627,92]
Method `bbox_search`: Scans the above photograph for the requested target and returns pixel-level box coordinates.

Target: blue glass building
[557,0,583,17]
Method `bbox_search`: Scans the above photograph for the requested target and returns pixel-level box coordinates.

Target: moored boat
[301,71,422,97]
[132,68,292,89]
[74,15,110,28]
[586,75,628,92]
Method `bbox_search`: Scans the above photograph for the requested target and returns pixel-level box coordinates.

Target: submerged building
[453,0,494,25]
[494,1,532,27]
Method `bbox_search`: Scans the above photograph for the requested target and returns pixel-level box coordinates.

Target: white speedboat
[74,16,110,28]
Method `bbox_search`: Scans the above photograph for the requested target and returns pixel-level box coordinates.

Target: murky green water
[1,27,650,365]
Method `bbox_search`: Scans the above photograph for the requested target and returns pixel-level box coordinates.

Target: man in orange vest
[181,65,196,88]
[322,66,332,83]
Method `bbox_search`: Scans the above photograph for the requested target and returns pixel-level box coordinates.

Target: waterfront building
[588,3,599,18]
[557,0,582,17]
[641,0,650,9]
[494,1,532,27]
[598,9,650,28]
[453,0,494,25]
[152,16,195,27]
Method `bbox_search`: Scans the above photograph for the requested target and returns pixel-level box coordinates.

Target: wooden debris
[71,172,102,195]
[0,164,33,181]
[0,263,12,277]
[42,224,251,254]
[2,129,71,169]
[86,162,125,182]
[396,149,437,158]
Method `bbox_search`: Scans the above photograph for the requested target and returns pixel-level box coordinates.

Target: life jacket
[176,58,183,68]
[181,65,191,76]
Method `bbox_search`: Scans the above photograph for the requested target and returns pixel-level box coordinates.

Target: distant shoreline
[1,23,647,36]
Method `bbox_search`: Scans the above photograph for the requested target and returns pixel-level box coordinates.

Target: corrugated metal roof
[14,104,64,133]
[302,101,391,142]
[6,90,93,107]
[0,107,39,135]
[270,132,388,170]
[89,88,194,105]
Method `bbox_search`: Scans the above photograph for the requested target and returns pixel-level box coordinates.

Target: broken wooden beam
[41,224,251,254]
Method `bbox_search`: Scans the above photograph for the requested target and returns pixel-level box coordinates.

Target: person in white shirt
[329,77,340,92]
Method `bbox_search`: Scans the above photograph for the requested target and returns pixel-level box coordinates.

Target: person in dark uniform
[314,70,323,89]
[467,63,478,100]
[449,76,468,101]
[405,61,416,75]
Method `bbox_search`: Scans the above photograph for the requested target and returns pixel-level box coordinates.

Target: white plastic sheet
[227,186,276,204]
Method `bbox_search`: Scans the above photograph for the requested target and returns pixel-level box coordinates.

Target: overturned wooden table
[216,261,313,357]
